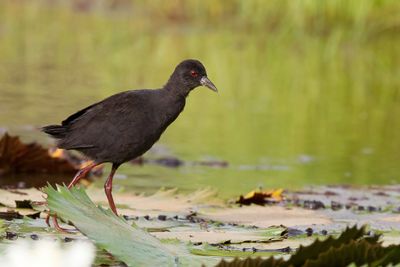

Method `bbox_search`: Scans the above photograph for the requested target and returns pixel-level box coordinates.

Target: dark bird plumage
[42,59,217,228]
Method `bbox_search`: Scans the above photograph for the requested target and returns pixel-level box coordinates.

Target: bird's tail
[41,125,68,139]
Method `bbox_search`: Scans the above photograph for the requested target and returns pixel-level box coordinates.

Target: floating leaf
[191,245,278,258]
[0,188,44,208]
[189,225,287,258]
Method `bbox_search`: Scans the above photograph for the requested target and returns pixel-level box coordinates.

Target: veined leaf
[45,185,177,266]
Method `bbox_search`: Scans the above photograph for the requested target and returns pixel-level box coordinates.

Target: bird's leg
[52,215,71,233]
[44,213,70,232]
[46,162,100,231]
[104,163,120,215]
[67,162,101,188]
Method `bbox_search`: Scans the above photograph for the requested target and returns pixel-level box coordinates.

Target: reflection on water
[0,2,399,197]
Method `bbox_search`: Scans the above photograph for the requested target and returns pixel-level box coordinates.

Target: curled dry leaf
[0,133,76,175]
[237,189,284,206]
[0,133,103,187]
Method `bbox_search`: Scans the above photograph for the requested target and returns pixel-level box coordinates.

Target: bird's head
[166,59,218,95]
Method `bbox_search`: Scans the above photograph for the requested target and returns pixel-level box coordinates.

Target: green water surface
[0,1,399,197]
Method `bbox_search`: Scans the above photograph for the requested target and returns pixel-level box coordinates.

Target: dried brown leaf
[0,133,76,175]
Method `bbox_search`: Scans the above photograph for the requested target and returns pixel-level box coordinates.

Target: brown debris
[0,210,23,220]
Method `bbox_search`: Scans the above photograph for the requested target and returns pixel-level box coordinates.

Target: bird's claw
[45,213,76,233]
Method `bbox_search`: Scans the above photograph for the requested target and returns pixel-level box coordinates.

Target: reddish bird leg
[104,163,120,215]
[67,162,101,189]
[46,162,100,231]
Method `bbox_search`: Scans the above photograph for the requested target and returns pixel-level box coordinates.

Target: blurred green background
[0,0,399,197]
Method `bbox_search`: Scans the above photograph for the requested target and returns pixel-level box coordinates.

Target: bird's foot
[45,213,77,233]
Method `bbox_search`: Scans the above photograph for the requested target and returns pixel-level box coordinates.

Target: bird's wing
[62,90,134,127]
[59,90,152,150]
[61,101,102,126]
[42,100,106,140]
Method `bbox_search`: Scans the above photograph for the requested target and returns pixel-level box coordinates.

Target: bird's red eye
[190,70,198,77]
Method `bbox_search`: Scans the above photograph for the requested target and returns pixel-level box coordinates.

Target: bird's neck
[158,88,187,127]
[164,78,190,99]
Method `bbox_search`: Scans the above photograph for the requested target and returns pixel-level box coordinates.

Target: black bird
[42,59,217,229]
